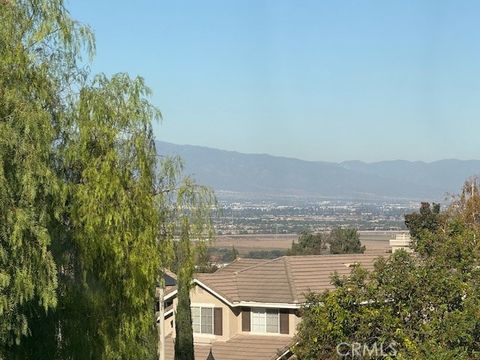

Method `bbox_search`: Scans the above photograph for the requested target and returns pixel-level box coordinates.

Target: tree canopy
[287,228,364,256]
[404,202,442,240]
[293,179,480,359]
[327,228,365,255]
[0,1,215,359]
[1,0,94,354]
[287,231,328,256]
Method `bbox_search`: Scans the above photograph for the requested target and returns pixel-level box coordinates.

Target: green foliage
[293,183,480,359]
[246,249,286,259]
[0,0,92,352]
[1,1,215,359]
[59,73,162,360]
[6,68,163,360]
[195,246,219,273]
[204,246,239,265]
[174,220,195,360]
[162,160,215,360]
[405,202,443,255]
[287,231,327,255]
[287,228,364,256]
[174,280,195,360]
[327,227,365,254]
[448,178,480,230]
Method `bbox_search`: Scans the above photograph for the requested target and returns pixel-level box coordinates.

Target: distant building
[389,233,413,253]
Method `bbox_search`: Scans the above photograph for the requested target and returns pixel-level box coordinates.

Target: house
[162,253,383,360]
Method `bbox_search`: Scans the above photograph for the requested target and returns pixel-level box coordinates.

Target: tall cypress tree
[174,221,195,360]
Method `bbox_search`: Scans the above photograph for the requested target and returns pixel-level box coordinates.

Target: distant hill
[155,141,480,201]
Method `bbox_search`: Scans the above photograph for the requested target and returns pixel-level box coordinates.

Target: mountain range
[155,141,480,201]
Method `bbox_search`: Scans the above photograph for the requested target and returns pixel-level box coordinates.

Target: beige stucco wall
[164,312,175,337]
[291,310,301,337]
[164,296,176,338]
[190,284,238,343]
[164,284,240,343]
[163,284,302,342]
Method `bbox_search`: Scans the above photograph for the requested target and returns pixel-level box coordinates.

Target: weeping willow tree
[0,1,215,359]
[0,0,94,356]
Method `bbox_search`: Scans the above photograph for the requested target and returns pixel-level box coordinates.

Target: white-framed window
[251,308,279,334]
[191,306,214,334]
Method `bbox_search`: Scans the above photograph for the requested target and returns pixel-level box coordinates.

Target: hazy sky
[68,0,480,162]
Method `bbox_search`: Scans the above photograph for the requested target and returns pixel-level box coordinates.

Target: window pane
[201,307,213,334]
[251,308,266,333]
[266,309,279,333]
[191,307,201,333]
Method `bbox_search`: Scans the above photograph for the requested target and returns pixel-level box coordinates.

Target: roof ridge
[231,253,380,275]
[216,258,270,274]
[283,257,297,303]
[233,256,284,274]
[286,253,377,258]
[232,270,240,302]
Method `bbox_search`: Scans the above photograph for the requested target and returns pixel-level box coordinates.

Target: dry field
[211,231,406,256]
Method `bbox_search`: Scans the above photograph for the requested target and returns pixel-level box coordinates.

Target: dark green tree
[246,249,286,259]
[405,202,441,237]
[174,220,195,360]
[327,228,365,254]
[174,282,195,360]
[293,182,480,360]
[287,231,327,255]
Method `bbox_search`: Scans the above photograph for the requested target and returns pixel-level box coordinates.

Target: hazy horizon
[69,1,480,162]
[156,140,480,164]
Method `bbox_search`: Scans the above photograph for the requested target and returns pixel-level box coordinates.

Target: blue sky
[68,0,480,162]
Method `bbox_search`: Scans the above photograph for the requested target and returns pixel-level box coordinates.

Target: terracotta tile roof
[196,253,384,305]
[196,271,239,301]
[236,257,292,303]
[162,260,270,301]
[215,258,270,273]
[165,334,292,360]
[285,253,380,302]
